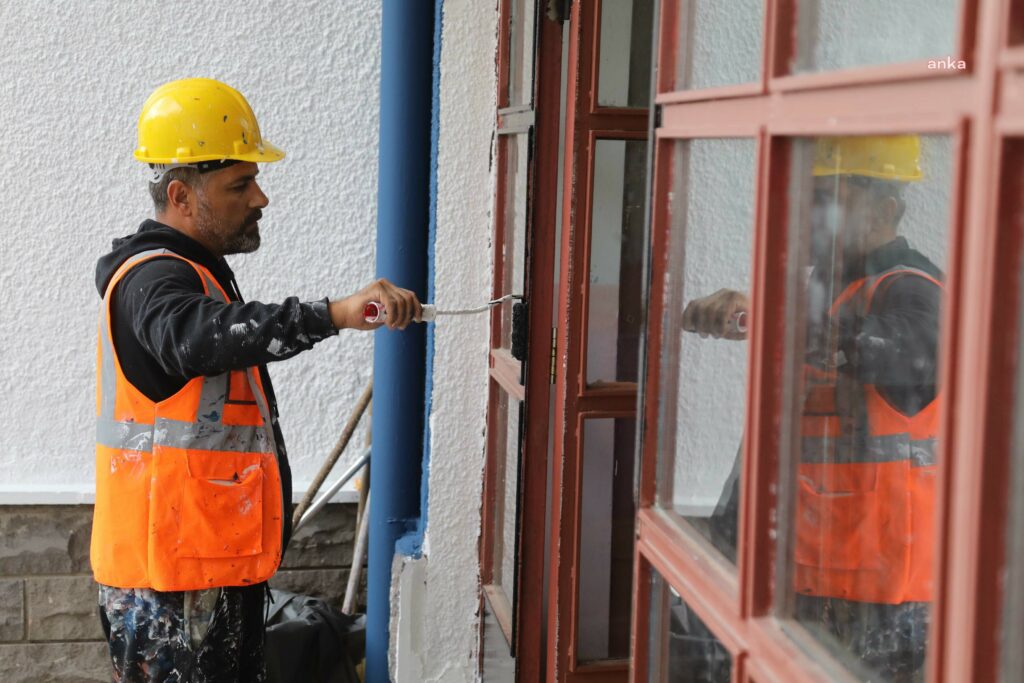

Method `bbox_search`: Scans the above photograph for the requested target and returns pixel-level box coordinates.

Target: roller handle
[363,301,436,324]
[729,311,748,335]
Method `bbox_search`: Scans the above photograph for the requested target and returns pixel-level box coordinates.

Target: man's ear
[874,195,900,232]
[166,179,193,217]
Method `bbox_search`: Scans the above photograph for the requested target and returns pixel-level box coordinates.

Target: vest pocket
[794,463,884,571]
[178,451,264,559]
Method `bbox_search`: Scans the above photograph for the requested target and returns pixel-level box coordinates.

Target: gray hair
[149,166,208,214]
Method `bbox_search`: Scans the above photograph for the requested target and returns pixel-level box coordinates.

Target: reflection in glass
[501,133,530,350]
[598,0,654,108]
[792,0,958,74]
[577,418,636,662]
[586,139,648,384]
[658,138,757,564]
[779,135,951,681]
[491,388,523,603]
[675,0,763,90]
[648,570,731,682]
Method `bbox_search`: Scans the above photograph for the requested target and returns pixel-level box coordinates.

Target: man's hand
[682,289,750,340]
[329,278,423,331]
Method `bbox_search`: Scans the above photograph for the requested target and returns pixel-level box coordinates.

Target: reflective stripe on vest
[794,266,941,605]
[91,249,284,591]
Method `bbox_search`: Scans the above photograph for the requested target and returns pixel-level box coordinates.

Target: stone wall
[0,504,362,683]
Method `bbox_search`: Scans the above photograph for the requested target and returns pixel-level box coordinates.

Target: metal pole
[368,1,434,679]
[344,489,371,615]
[293,447,371,532]
[292,381,373,528]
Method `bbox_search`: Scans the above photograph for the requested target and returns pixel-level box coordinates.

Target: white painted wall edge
[0,483,359,505]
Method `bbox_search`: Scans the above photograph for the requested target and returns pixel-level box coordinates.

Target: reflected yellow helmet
[134,78,284,165]
[813,135,922,182]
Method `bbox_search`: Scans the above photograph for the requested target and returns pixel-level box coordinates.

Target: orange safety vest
[91,249,284,591]
[794,266,941,605]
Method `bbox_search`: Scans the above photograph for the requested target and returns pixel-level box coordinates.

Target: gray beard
[195,204,261,255]
[222,228,261,255]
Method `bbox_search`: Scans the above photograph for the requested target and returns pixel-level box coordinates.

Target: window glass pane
[577,417,636,662]
[777,134,952,681]
[508,0,537,105]
[598,0,654,107]
[490,388,523,604]
[501,133,530,349]
[792,0,959,74]
[647,569,732,682]
[675,0,763,90]
[657,138,757,564]
[586,139,648,384]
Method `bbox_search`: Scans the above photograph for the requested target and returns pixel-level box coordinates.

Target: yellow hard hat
[134,78,284,165]
[813,135,922,182]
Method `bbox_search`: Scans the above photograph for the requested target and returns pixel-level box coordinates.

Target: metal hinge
[546,0,571,22]
[549,327,557,384]
[654,104,662,128]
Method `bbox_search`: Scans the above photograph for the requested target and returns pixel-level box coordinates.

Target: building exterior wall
[0,3,380,678]
[391,0,499,680]
[0,503,360,682]
[0,0,381,502]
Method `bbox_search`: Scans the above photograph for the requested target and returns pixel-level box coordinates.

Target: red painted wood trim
[497,0,513,110]
[628,553,653,683]
[637,138,672,511]
[655,0,677,96]
[632,2,1001,681]
[546,0,584,678]
[481,378,503,588]
[490,349,526,401]
[513,8,563,680]
[940,0,1007,679]
[658,77,976,136]
[549,2,648,679]
[959,135,1024,683]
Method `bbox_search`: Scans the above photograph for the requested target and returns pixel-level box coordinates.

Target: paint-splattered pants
[795,595,929,682]
[98,584,267,683]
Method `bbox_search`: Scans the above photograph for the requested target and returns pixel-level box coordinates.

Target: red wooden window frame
[630,0,1017,681]
[480,0,533,649]
[480,1,563,681]
[547,1,650,681]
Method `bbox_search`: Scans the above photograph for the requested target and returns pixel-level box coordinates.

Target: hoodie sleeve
[116,258,339,378]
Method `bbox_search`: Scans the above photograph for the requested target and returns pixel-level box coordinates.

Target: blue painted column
[367,1,434,681]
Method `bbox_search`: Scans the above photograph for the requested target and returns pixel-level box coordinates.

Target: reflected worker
[684,136,942,681]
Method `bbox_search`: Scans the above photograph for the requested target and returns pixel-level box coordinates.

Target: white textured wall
[800,0,959,72]
[685,0,762,89]
[671,139,757,513]
[0,0,381,498]
[392,1,498,681]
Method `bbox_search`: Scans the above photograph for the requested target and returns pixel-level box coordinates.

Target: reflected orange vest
[91,249,284,591]
[794,267,941,604]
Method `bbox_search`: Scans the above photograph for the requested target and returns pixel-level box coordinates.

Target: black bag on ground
[265,589,366,683]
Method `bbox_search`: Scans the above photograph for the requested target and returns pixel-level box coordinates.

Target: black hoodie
[95,220,341,550]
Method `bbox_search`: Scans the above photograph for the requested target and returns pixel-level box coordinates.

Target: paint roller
[363,293,523,324]
[682,310,748,337]
[364,294,528,359]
